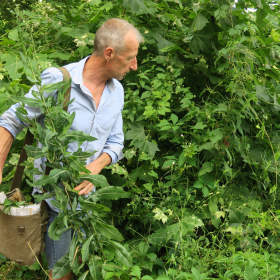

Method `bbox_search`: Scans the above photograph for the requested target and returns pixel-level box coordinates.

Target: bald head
[93,18,144,56]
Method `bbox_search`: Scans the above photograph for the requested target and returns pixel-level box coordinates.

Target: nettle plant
[4,47,133,280]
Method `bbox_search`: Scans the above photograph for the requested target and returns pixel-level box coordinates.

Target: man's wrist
[86,153,111,175]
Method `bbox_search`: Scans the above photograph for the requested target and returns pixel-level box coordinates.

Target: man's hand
[0,128,13,185]
[74,153,111,195]
[74,180,94,195]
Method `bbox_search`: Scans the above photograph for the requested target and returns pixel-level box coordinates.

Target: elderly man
[0,18,143,280]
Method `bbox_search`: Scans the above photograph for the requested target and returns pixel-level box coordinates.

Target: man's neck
[82,54,110,88]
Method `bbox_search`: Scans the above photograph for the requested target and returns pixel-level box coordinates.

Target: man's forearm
[0,127,14,183]
[86,153,112,175]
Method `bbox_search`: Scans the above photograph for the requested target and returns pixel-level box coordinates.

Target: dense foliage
[1,0,280,279]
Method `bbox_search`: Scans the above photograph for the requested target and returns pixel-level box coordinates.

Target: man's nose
[130,57,137,71]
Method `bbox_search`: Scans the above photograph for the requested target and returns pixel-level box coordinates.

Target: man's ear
[104,47,115,61]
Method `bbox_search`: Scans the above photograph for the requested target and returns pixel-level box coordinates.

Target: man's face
[111,31,139,80]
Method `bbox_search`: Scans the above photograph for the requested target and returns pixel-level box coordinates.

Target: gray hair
[93,18,144,56]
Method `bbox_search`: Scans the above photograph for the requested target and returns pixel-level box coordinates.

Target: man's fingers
[74,180,88,191]
[78,183,94,195]
[74,180,94,195]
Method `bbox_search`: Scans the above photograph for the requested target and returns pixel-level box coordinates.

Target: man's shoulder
[41,60,81,80]
[62,61,80,75]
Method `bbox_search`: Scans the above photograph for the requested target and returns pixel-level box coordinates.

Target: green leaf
[213,103,227,112]
[1,53,23,79]
[197,142,214,151]
[138,242,149,255]
[24,145,49,159]
[209,129,223,144]
[256,4,270,38]
[126,122,146,140]
[15,111,30,123]
[79,174,109,188]
[71,148,97,160]
[100,2,113,11]
[146,252,157,261]
[61,27,89,38]
[134,139,160,159]
[123,0,155,15]
[244,259,260,280]
[190,25,214,54]
[157,276,171,280]
[92,186,131,200]
[202,185,209,197]
[103,240,133,267]
[52,253,71,279]
[190,34,209,54]
[130,266,141,278]
[28,169,71,187]
[191,14,209,31]
[178,152,186,168]
[89,257,102,280]
[144,183,153,194]
[42,81,68,93]
[266,69,280,81]
[50,200,63,209]
[78,197,110,212]
[95,220,124,241]
[182,216,204,231]
[191,267,207,280]
[16,107,28,116]
[162,160,175,168]
[48,52,71,60]
[78,270,90,280]
[256,85,271,102]
[69,236,80,275]
[60,131,97,144]
[33,193,53,202]
[48,216,66,241]
[198,162,214,176]
[8,29,19,41]
[193,180,203,189]
[81,235,94,262]
[72,196,78,212]
[170,113,178,125]
[209,196,220,228]
[131,164,153,183]
[192,122,206,130]
[88,0,102,5]
[12,95,43,108]
[151,32,175,50]
[271,29,280,42]
[142,276,154,280]
[68,156,89,173]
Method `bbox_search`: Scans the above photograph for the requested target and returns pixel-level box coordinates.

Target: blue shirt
[0,56,124,210]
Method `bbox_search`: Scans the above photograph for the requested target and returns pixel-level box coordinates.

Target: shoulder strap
[10,67,72,191]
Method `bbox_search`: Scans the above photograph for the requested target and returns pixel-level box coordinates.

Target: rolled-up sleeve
[102,108,124,165]
[0,68,63,138]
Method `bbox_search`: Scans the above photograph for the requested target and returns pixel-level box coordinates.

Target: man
[0,18,143,280]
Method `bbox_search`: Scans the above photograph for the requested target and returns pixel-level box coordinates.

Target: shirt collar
[72,55,116,92]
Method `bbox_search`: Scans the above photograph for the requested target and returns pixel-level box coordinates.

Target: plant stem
[88,213,106,262]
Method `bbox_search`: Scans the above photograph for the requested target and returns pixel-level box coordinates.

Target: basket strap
[9,67,71,191]
[59,67,71,112]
